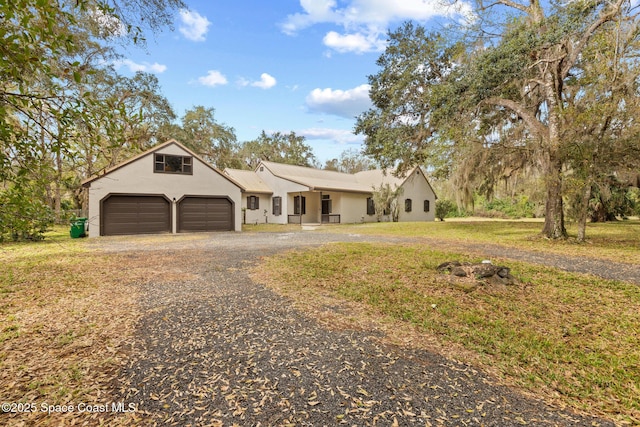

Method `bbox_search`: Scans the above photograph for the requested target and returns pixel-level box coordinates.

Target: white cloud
[300,128,363,145]
[113,59,167,74]
[179,9,211,42]
[282,0,474,53]
[238,73,277,89]
[323,30,386,54]
[306,84,372,118]
[281,0,338,35]
[197,70,228,87]
[252,73,277,89]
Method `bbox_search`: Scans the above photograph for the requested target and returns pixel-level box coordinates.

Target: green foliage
[357,1,640,240]
[238,131,318,169]
[0,184,54,242]
[178,106,238,169]
[0,0,183,226]
[354,23,461,176]
[371,183,403,222]
[324,148,377,173]
[630,188,640,217]
[589,179,638,222]
[435,199,461,221]
[478,195,537,219]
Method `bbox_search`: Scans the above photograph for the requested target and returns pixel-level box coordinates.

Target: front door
[322,198,331,215]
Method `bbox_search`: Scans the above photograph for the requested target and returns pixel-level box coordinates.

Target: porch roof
[224,168,273,194]
[260,161,375,193]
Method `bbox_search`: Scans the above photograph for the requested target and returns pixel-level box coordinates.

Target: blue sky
[114,0,472,163]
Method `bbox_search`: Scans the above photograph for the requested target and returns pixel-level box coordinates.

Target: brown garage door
[101,195,171,236]
[178,196,233,232]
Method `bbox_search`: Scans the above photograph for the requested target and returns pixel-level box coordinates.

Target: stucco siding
[335,193,371,223]
[398,169,436,222]
[242,193,272,224]
[87,143,242,236]
[256,165,307,224]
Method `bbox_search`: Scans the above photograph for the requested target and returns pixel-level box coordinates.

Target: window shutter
[273,197,282,216]
[366,197,375,215]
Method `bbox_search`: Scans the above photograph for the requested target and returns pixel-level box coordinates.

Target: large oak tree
[356,0,640,238]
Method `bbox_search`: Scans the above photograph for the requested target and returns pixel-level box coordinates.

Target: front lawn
[0,228,143,425]
[255,221,640,425]
[333,219,640,264]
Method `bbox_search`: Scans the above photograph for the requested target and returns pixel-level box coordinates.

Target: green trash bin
[70,217,87,238]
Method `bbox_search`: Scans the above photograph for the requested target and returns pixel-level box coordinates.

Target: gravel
[90,231,619,426]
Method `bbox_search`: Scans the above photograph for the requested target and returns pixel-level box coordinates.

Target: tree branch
[562,0,626,78]
[482,97,549,139]
[492,0,529,14]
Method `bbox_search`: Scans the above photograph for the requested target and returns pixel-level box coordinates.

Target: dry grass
[242,223,303,233]
[3,221,637,424]
[256,242,640,425]
[0,228,167,425]
[323,219,640,265]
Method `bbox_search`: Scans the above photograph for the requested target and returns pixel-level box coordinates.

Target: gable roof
[259,161,374,193]
[355,167,438,199]
[354,169,405,188]
[224,168,273,194]
[81,139,242,189]
[258,161,436,196]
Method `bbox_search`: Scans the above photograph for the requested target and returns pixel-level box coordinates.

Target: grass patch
[257,242,640,424]
[242,223,303,233]
[331,219,640,264]
[0,228,158,425]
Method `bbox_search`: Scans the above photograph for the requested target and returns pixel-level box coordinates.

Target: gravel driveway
[92,231,618,426]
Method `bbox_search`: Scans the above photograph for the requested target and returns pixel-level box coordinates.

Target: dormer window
[155,154,192,174]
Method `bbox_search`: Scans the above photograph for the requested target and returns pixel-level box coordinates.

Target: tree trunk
[540,70,567,239]
[576,183,592,242]
[54,147,62,223]
[542,156,567,239]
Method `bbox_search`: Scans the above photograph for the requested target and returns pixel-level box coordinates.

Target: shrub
[479,195,536,219]
[0,185,54,242]
[435,199,467,221]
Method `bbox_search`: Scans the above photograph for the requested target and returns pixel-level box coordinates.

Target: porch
[287,214,341,224]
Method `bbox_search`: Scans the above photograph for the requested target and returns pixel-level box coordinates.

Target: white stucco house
[82,139,243,237]
[82,139,437,237]
[225,160,437,225]
[222,168,273,225]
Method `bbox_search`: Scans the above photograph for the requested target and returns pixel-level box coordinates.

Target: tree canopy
[356,0,640,239]
[324,148,377,173]
[237,131,318,170]
[0,0,184,240]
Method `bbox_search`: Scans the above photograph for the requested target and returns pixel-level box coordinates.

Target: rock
[436,261,462,272]
[451,266,469,277]
[471,264,500,279]
[497,267,511,278]
[438,260,518,291]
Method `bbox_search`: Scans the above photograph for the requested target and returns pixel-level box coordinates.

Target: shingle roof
[81,139,242,188]
[260,161,379,193]
[224,168,273,194]
[354,169,405,188]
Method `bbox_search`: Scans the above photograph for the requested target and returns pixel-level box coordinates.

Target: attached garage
[178,196,233,232]
[101,194,171,236]
[83,139,243,237]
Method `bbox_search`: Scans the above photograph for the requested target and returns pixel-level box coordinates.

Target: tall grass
[259,241,640,424]
[331,219,640,264]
